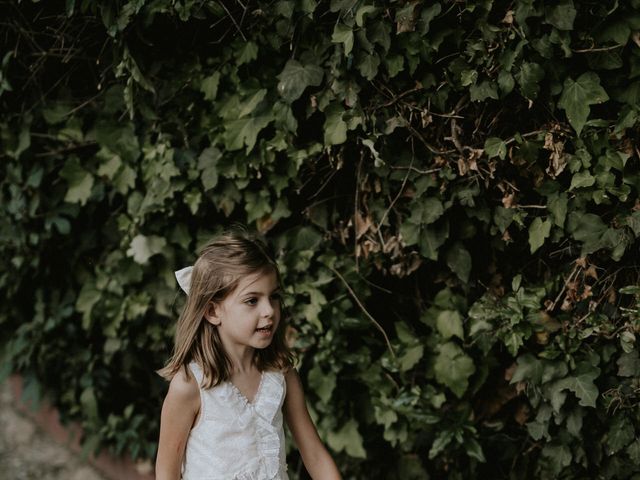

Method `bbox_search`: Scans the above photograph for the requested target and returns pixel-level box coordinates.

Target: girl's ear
[203,301,222,326]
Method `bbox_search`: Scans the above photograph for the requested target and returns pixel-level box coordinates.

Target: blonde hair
[158,228,293,388]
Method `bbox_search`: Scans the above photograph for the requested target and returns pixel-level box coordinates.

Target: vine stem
[354,155,362,271]
[329,266,396,359]
[219,0,247,41]
[374,154,413,236]
[547,262,581,312]
[572,44,622,53]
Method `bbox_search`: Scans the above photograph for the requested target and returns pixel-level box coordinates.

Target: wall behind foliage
[2,0,640,478]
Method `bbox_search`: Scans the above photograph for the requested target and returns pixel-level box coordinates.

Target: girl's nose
[261,299,275,318]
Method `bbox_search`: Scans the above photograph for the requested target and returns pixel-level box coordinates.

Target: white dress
[181,363,289,480]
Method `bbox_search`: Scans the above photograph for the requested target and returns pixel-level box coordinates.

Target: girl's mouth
[256,325,273,334]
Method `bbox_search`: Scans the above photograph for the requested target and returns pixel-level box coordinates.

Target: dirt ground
[0,381,107,480]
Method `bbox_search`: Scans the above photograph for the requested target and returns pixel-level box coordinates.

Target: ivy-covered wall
[2,0,640,478]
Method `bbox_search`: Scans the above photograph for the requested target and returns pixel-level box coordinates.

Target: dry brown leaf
[421,111,433,128]
[544,131,569,178]
[354,211,372,240]
[256,215,276,233]
[514,404,530,425]
[580,284,593,300]
[584,265,598,280]
[535,331,549,345]
[457,157,469,176]
[502,192,516,208]
[561,297,573,311]
[502,10,515,24]
[504,363,517,382]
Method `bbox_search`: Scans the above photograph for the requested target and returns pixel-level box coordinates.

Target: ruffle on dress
[218,371,287,480]
[181,363,289,480]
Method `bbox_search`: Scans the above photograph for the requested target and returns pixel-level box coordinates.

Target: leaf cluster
[2,0,640,478]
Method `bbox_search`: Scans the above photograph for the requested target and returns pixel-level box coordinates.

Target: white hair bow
[175,266,193,294]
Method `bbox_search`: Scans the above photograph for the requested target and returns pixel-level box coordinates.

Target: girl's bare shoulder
[167,366,200,404]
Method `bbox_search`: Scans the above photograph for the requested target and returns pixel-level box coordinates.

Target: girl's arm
[283,369,342,480]
[155,367,200,480]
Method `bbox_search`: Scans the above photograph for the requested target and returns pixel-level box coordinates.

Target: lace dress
[181,363,289,480]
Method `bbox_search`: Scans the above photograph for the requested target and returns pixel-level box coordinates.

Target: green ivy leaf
[384,54,404,78]
[464,437,486,463]
[308,364,336,403]
[528,217,551,253]
[568,212,608,254]
[323,103,347,145]
[558,72,609,135]
[236,41,258,65]
[277,60,324,103]
[416,197,444,225]
[516,62,545,99]
[42,102,69,125]
[238,89,267,118]
[331,23,354,56]
[566,408,584,437]
[126,234,167,265]
[552,369,600,408]
[223,114,273,152]
[484,137,507,159]
[436,310,464,340]
[541,443,572,475]
[326,419,366,458]
[627,439,640,464]
[446,242,472,283]
[434,342,475,398]
[569,170,596,190]
[113,164,136,194]
[59,157,94,206]
[76,282,101,330]
[399,344,424,372]
[493,206,515,233]
[94,121,140,163]
[198,146,222,190]
[617,350,640,377]
[293,226,323,250]
[355,5,377,27]
[498,70,515,95]
[80,387,99,422]
[419,221,449,260]
[428,430,454,459]
[545,0,576,30]
[511,354,544,384]
[201,71,221,100]
[97,152,122,180]
[607,416,635,454]
[547,192,568,228]
[418,3,442,35]
[357,53,380,80]
[400,222,420,246]
[470,80,499,102]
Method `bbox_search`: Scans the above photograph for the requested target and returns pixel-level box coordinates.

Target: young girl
[155,229,342,480]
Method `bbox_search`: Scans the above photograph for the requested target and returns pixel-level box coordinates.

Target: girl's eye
[245,298,258,306]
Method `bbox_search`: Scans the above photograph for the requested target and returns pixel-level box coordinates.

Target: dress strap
[187,362,204,385]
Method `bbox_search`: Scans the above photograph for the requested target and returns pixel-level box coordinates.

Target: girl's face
[209,269,281,353]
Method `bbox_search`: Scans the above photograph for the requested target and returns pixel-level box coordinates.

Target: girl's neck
[227,348,257,374]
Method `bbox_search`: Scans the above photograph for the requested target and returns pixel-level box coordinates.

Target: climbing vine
[2,0,640,477]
